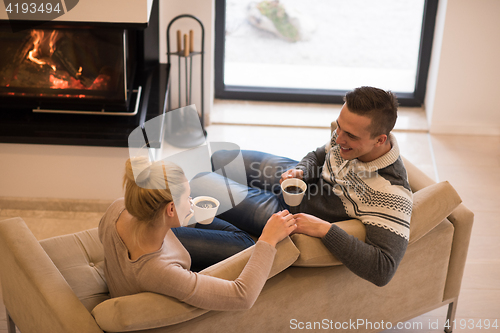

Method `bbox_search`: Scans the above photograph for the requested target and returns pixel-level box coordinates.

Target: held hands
[279,169,304,184]
[258,210,297,247]
[291,213,331,238]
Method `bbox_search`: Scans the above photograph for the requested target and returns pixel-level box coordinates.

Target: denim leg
[212,150,299,193]
[172,217,255,272]
[207,150,299,236]
[189,172,278,236]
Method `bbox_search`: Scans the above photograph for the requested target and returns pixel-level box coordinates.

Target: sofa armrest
[401,157,473,300]
[443,203,474,301]
[408,181,462,245]
[0,218,103,333]
[291,219,366,267]
[92,237,300,332]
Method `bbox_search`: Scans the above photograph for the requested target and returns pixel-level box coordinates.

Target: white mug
[192,196,220,224]
[281,178,307,207]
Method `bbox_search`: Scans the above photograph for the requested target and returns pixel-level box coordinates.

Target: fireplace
[0,0,169,147]
[1,27,133,112]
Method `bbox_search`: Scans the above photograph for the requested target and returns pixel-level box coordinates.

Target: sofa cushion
[409,180,462,245]
[39,228,110,312]
[92,292,209,332]
[91,237,300,332]
[291,219,366,267]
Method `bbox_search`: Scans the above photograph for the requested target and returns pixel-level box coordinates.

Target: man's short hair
[343,86,399,138]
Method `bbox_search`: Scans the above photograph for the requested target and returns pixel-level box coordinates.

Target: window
[215,0,439,106]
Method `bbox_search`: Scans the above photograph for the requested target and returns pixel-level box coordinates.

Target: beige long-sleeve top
[98,199,276,311]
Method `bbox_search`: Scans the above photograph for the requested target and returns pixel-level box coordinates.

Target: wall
[0,144,128,200]
[0,0,215,201]
[426,0,500,135]
[159,0,215,127]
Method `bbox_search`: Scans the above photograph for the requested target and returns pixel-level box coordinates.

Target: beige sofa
[0,156,473,333]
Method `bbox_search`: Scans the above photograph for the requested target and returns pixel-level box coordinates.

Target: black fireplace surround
[0,0,169,147]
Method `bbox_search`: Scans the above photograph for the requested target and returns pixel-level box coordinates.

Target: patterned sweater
[295,130,413,286]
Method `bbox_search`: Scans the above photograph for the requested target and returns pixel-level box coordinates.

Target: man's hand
[280,168,304,184]
[292,213,331,238]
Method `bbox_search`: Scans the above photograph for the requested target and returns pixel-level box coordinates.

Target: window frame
[214,0,439,107]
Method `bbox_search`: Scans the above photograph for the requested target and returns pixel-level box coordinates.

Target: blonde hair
[123,157,187,230]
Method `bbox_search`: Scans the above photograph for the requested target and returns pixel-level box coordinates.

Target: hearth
[0,0,169,147]
[1,27,132,112]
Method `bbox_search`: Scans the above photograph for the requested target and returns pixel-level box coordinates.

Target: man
[208,86,412,286]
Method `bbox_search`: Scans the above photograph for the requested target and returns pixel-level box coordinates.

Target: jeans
[172,217,255,272]
[210,150,298,236]
[173,150,298,272]
[208,149,351,229]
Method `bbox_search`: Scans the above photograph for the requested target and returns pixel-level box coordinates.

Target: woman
[99,157,296,310]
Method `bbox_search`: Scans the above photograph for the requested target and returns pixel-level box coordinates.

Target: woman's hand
[258,210,297,247]
[279,169,304,184]
[292,213,331,238]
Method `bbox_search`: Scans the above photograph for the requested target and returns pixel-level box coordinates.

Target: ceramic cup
[192,196,220,224]
[281,178,307,207]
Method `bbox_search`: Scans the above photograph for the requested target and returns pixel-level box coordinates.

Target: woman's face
[173,182,194,227]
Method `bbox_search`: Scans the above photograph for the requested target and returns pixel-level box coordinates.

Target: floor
[1,100,499,332]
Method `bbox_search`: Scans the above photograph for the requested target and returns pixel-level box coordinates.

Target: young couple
[99,86,413,311]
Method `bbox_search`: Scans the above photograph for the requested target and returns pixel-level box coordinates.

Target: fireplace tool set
[165,14,206,148]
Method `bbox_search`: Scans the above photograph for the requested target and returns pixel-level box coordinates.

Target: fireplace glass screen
[0,28,129,111]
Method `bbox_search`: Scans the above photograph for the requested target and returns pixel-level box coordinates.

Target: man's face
[335,104,386,163]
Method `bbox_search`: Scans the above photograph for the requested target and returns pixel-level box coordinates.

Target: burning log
[0,33,33,87]
[1,27,122,98]
[51,32,100,88]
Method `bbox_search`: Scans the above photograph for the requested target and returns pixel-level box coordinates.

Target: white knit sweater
[321,131,413,240]
[294,130,413,285]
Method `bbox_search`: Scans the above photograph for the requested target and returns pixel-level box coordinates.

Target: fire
[49,75,69,89]
[26,29,110,92]
[49,30,58,55]
[2,28,116,100]
[27,30,58,71]
[49,73,110,91]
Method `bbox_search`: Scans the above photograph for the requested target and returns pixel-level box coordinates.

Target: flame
[49,75,69,89]
[49,30,58,56]
[27,31,44,66]
[49,73,110,92]
[21,29,111,97]
[27,30,58,71]
[27,51,45,66]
